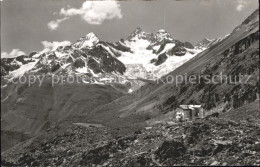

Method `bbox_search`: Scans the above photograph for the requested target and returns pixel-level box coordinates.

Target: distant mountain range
[1,26,229,91]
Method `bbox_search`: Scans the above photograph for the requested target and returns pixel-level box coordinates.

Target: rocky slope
[1,79,124,135]
[1,100,259,166]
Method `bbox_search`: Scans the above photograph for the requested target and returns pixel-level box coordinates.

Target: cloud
[1,49,26,58]
[48,0,122,30]
[60,0,122,24]
[236,0,248,12]
[47,17,68,30]
[41,41,71,52]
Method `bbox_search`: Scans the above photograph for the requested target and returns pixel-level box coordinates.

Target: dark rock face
[154,53,168,66]
[224,31,259,56]
[155,40,173,55]
[87,58,102,74]
[163,95,178,110]
[73,58,85,68]
[81,142,114,165]
[47,52,57,60]
[168,46,187,56]
[153,39,189,57]
[50,63,61,73]
[66,57,73,64]
[155,140,187,163]
[150,58,157,64]
[28,52,38,58]
[184,122,210,144]
[106,41,133,53]
[174,40,185,47]
[86,45,126,74]
[15,56,27,63]
[184,42,194,49]
[80,135,137,165]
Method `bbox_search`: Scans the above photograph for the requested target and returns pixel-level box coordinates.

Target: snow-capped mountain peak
[133,27,143,34]
[195,35,230,50]
[84,32,99,40]
[157,29,167,33]
[126,27,175,44]
[155,29,174,42]
[73,32,100,48]
[196,38,213,46]
[127,27,143,40]
[127,27,155,42]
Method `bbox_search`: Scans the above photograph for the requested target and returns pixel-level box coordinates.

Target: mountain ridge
[1,27,210,91]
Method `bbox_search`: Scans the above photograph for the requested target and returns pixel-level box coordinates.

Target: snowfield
[118,39,157,65]
[118,37,203,79]
[8,60,39,79]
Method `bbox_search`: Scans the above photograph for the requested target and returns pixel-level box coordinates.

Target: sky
[1,0,259,57]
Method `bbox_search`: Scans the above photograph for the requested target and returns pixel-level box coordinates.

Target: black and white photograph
[1,0,259,166]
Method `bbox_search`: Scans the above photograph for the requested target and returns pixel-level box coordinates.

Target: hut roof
[179,105,202,110]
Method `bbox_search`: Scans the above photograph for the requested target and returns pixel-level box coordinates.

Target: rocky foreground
[2,101,260,167]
